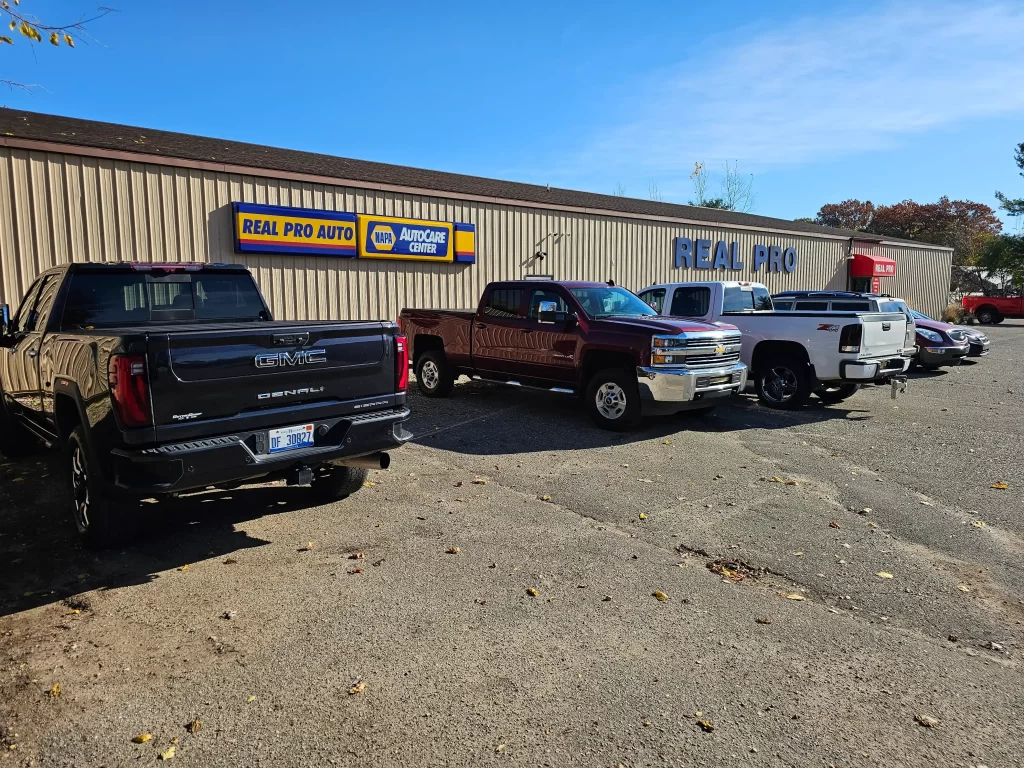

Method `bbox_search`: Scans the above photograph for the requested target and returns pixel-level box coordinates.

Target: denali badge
[255,349,327,368]
[257,386,326,401]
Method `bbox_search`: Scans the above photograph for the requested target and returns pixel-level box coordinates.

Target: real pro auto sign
[233,202,357,256]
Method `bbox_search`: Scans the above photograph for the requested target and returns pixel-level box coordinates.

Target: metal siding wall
[851,240,952,319]
[0,147,947,321]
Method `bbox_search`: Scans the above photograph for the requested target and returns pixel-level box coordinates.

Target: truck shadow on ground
[408,379,874,456]
[0,453,321,618]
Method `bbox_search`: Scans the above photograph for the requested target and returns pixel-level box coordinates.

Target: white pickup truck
[636,280,916,408]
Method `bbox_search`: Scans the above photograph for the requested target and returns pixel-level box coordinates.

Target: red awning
[850,253,897,278]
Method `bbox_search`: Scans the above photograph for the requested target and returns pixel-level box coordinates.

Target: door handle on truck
[27,349,38,358]
[475,323,486,329]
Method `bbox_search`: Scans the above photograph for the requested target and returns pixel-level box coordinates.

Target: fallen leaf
[526,587,539,597]
[867,521,879,528]
[769,476,784,483]
[186,718,202,734]
[638,478,652,483]
[755,617,772,625]
[297,542,315,552]
[47,682,61,697]
[957,585,971,593]
[132,733,152,744]
[991,482,1008,490]
[971,520,986,528]
[792,552,804,557]
[495,744,507,753]
[176,564,190,572]
[158,745,176,760]
[638,513,648,520]
[348,681,367,695]
[347,567,364,575]
[663,439,672,445]
[914,714,939,728]
[652,591,669,602]
[876,572,894,579]
[223,557,237,565]
[620,464,629,468]
[538,494,551,501]
[919,500,934,506]
[247,695,256,703]
[779,592,805,601]
[472,478,487,485]
[170,738,179,745]
[363,481,378,487]
[348,552,365,560]
[445,547,460,554]
[829,521,840,529]
[65,609,81,616]
[697,719,715,732]
[784,480,798,486]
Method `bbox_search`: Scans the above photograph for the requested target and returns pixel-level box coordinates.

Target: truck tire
[66,425,138,549]
[586,368,641,431]
[975,307,998,324]
[815,382,860,403]
[310,464,368,503]
[754,355,811,409]
[415,350,454,398]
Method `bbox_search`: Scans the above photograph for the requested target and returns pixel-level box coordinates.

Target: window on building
[669,287,711,317]
[482,288,524,319]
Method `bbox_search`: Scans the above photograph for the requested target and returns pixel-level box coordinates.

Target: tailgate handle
[272,332,310,346]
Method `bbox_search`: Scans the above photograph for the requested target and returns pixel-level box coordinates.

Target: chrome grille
[684,334,743,349]
[682,351,742,367]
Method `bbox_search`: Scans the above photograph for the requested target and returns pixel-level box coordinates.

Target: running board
[471,376,576,395]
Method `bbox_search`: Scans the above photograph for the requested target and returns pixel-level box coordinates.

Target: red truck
[399,280,748,430]
[962,295,1024,324]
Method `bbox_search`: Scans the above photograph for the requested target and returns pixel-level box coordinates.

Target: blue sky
[2,0,1022,227]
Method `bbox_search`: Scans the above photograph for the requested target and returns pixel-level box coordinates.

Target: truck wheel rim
[763,367,798,403]
[71,444,90,530]
[421,360,440,390]
[596,382,627,420]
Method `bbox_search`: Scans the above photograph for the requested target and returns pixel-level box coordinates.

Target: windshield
[568,286,658,318]
[908,308,931,320]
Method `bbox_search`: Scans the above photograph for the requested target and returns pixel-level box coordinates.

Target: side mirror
[537,301,558,324]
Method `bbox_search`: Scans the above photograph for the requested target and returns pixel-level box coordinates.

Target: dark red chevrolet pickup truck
[399,280,747,430]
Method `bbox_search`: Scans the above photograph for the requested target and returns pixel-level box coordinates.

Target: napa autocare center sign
[233,203,476,263]
[358,215,453,261]
[674,237,798,273]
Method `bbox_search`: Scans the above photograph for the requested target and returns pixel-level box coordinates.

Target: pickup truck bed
[0,262,411,547]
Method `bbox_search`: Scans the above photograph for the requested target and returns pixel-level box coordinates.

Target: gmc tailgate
[147,321,405,443]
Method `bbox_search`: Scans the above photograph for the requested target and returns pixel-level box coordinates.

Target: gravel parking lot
[1,323,1022,768]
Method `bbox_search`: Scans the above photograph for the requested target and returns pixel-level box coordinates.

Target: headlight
[917,328,943,343]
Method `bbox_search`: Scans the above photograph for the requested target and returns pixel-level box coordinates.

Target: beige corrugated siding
[851,240,952,319]
[0,147,951,321]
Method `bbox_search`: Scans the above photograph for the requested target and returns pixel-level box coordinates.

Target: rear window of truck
[724,285,773,311]
[61,271,269,329]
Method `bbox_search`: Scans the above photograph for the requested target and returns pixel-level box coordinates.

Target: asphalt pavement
[1,322,1022,767]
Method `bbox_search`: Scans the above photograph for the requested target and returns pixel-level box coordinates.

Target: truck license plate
[268,423,314,454]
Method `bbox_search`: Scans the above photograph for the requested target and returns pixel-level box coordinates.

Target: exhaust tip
[379,452,391,470]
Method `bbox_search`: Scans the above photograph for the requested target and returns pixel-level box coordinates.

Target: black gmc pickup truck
[0,262,411,547]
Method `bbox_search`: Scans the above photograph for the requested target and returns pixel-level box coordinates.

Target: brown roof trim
[0,108,952,252]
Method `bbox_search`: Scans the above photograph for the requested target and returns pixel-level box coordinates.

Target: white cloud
[577,1,1024,192]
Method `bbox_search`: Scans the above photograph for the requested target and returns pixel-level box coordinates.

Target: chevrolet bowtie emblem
[715,345,726,355]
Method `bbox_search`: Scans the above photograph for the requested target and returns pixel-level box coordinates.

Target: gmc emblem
[255,349,327,368]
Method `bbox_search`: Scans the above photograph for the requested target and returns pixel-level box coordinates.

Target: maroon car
[904,308,972,369]
[399,280,748,430]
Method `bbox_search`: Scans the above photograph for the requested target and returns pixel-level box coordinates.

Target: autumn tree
[812,199,876,231]
[0,1,111,90]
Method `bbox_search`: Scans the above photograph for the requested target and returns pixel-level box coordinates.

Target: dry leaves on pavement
[132,733,152,744]
[526,587,539,597]
[186,718,202,734]
[297,542,315,552]
[915,714,939,728]
[471,478,487,485]
[778,592,805,601]
[991,482,1008,490]
[348,552,365,560]
[47,682,61,698]
[223,557,238,565]
[876,572,894,579]
[445,547,460,554]
[697,719,715,732]
[158,745,176,760]
[349,681,368,695]
[176,564,190,572]
[638,513,648,520]
[652,591,669,601]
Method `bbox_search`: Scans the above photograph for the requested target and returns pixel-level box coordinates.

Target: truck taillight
[108,354,151,427]
[839,324,862,354]
[395,335,409,391]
